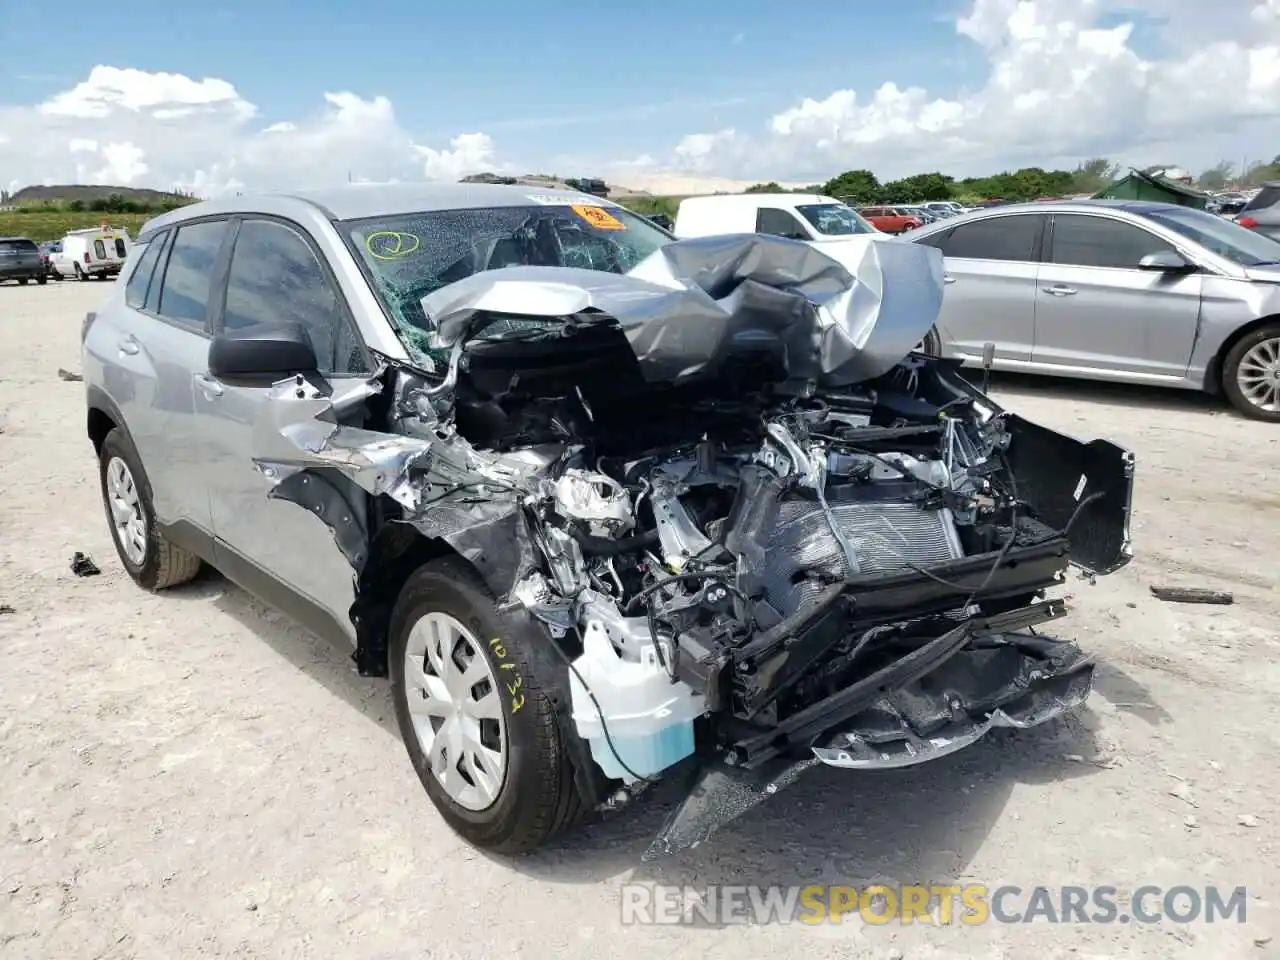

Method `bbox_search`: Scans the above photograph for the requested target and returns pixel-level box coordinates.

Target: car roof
[142,182,622,234]
[0,236,35,242]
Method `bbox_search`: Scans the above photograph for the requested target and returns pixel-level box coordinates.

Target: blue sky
[3,0,1272,194]
[5,0,988,165]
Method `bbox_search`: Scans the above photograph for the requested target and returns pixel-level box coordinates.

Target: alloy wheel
[1235,336,1280,413]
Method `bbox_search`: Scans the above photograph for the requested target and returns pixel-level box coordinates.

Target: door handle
[944,274,956,284]
[118,336,139,356]
[193,374,224,399]
[1044,284,1077,296]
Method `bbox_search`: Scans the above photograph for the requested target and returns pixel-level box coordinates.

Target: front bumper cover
[644,630,1094,860]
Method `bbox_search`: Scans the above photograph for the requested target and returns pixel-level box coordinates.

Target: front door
[196,216,376,645]
[1032,213,1201,379]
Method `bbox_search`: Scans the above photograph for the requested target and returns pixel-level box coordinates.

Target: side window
[223,219,368,375]
[941,215,1043,262]
[915,227,953,250]
[156,220,230,330]
[755,208,808,239]
[124,231,168,309]
[93,239,106,260]
[143,231,174,314]
[115,238,127,258]
[1049,215,1174,269]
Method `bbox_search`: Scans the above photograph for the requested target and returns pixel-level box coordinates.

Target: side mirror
[208,324,318,380]
[1137,250,1193,272]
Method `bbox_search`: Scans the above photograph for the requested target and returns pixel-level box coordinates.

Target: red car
[857,206,923,233]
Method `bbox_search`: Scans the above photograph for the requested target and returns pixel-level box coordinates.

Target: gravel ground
[2,280,1278,960]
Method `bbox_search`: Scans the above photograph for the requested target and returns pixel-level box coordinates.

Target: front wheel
[17,278,28,286]
[389,556,583,854]
[36,275,47,285]
[1222,324,1280,422]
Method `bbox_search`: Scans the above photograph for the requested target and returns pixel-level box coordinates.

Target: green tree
[744,181,783,193]
[1197,161,1235,191]
[822,169,882,204]
[881,172,954,202]
[1069,157,1119,194]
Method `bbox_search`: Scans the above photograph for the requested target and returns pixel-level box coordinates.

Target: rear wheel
[74,264,88,281]
[389,556,584,854]
[17,278,28,286]
[1222,323,1280,422]
[36,274,47,285]
[98,428,203,590]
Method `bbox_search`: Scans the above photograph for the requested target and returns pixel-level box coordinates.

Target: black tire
[98,427,203,590]
[17,278,28,286]
[1221,323,1280,422]
[74,264,88,281]
[389,556,583,854]
[36,275,47,285]
[915,326,942,356]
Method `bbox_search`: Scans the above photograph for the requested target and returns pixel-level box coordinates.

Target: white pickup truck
[672,193,887,251]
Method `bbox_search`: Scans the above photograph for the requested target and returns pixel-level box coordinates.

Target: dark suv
[0,237,48,285]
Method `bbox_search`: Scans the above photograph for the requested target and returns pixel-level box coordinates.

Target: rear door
[915,213,1047,362]
[1032,213,1201,378]
[198,216,375,643]
[87,222,227,532]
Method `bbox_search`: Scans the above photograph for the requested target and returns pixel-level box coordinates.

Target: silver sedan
[907,199,1280,421]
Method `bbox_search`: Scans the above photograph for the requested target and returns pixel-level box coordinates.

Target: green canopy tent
[1092,168,1209,209]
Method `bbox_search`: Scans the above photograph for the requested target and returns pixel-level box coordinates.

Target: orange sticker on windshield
[571,204,626,230]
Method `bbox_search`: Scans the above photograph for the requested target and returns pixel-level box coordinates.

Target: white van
[672,193,888,252]
[50,226,132,280]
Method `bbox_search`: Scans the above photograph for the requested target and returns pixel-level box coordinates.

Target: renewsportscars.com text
[619,883,1249,926]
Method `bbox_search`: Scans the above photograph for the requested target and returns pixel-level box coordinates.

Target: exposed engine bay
[250,233,1134,857]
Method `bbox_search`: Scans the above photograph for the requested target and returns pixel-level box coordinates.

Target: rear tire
[1221,323,1280,422]
[74,264,87,281]
[36,275,47,285]
[98,428,203,590]
[389,556,584,854]
[17,278,28,286]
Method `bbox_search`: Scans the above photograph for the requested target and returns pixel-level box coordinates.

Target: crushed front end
[252,233,1134,858]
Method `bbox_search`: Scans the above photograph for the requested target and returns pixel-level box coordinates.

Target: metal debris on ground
[69,552,101,577]
[1149,585,1234,605]
[0,604,15,615]
[56,369,83,382]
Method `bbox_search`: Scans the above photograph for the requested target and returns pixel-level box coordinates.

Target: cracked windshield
[345,202,670,367]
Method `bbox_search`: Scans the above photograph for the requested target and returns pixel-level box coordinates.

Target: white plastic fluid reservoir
[568,620,706,783]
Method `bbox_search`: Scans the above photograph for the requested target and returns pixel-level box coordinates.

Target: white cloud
[662,0,1280,181]
[0,65,504,196]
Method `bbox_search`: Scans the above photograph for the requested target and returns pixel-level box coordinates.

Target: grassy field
[0,211,155,242]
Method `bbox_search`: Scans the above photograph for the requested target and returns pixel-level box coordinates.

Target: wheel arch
[1203,314,1280,394]
[350,523,469,678]
[86,385,131,455]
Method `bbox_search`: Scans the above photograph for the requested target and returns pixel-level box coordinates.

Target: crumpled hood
[418,232,945,386]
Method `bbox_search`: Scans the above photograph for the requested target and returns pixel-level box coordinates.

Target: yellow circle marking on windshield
[366,231,421,259]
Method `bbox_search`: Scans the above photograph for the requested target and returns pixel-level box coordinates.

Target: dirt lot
[2,280,1278,959]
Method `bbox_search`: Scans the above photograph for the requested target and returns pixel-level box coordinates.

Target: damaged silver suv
[82,185,1135,857]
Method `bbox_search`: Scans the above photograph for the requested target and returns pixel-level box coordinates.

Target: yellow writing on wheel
[365,231,421,259]
[571,204,626,230]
